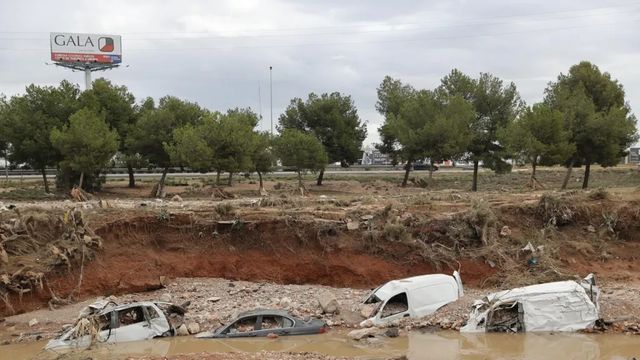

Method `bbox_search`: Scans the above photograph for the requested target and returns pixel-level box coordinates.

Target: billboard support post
[84,68,92,90]
[53,62,119,91]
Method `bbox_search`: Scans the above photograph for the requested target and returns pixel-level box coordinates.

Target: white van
[461,274,600,333]
[360,272,464,326]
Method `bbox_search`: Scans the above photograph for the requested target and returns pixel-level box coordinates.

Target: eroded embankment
[3,190,640,317]
[2,213,490,316]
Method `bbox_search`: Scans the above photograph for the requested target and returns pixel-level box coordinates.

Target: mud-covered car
[46,300,187,351]
[461,274,600,333]
[196,309,326,338]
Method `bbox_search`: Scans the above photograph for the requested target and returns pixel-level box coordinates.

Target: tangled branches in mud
[0,209,103,313]
[537,194,574,227]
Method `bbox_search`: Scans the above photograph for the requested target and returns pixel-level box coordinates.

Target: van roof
[486,280,588,303]
[373,273,454,301]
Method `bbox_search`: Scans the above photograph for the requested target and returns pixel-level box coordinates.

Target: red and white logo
[98,37,114,52]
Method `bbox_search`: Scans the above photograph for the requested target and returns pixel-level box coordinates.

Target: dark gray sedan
[196,309,327,338]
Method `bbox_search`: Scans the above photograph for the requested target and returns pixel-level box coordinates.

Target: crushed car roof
[94,301,168,315]
[483,280,589,302]
[236,309,293,318]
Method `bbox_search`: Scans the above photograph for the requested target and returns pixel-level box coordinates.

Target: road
[2,168,476,180]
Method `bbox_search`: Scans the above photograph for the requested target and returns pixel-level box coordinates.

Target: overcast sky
[1,0,639,145]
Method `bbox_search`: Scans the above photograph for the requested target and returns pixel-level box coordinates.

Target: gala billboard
[50,32,122,64]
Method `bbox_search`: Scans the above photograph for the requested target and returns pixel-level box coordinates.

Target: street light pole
[269,66,273,136]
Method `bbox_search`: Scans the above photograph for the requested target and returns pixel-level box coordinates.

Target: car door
[144,304,172,337]
[375,292,410,323]
[221,316,260,338]
[93,311,118,344]
[113,305,157,342]
[251,315,295,336]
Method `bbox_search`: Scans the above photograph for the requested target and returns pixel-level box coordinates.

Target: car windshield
[363,286,383,304]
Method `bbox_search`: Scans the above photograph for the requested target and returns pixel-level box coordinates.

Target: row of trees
[376,61,637,190]
[0,61,636,195]
[0,79,367,196]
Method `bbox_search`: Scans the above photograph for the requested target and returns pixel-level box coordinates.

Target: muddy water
[3,331,639,360]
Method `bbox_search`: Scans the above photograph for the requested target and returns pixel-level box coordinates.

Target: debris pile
[0,209,103,313]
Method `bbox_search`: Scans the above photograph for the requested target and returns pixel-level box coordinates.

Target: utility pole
[258,82,263,121]
[269,66,273,136]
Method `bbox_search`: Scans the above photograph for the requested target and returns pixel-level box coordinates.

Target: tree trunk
[401,161,411,187]
[530,158,537,183]
[582,161,591,189]
[527,158,542,189]
[297,170,306,196]
[78,172,84,190]
[155,167,168,198]
[227,172,233,186]
[428,159,434,179]
[257,170,267,195]
[258,170,264,189]
[41,167,50,193]
[127,164,136,188]
[561,158,575,190]
[3,150,8,182]
[471,160,479,192]
[316,168,325,186]
[216,170,221,186]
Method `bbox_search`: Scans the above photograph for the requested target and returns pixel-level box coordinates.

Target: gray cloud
[1,0,639,144]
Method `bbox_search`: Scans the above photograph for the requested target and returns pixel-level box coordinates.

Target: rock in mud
[279,297,292,308]
[359,304,376,319]
[28,318,38,327]
[206,296,221,303]
[346,221,359,231]
[384,327,400,338]
[160,293,172,302]
[187,322,201,334]
[317,292,340,314]
[171,195,183,202]
[176,324,189,336]
[348,327,382,340]
[500,225,511,237]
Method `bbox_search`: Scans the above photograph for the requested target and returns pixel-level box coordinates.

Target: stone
[28,318,38,327]
[347,327,381,340]
[384,327,400,338]
[159,293,172,302]
[187,322,201,334]
[363,337,383,346]
[318,291,340,314]
[587,225,596,233]
[361,215,374,221]
[176,324,189,336]
[280,297,292,307]
[207,297,221,303]
[499,225,511,237]
[359,304,376,319]
[266,332,279,339]
[346,221,359,231]
[171,195,183,202]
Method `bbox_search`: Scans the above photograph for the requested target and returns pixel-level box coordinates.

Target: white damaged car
[46,300,187,351]
[361,272,464,326]
[461,274,600,333]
